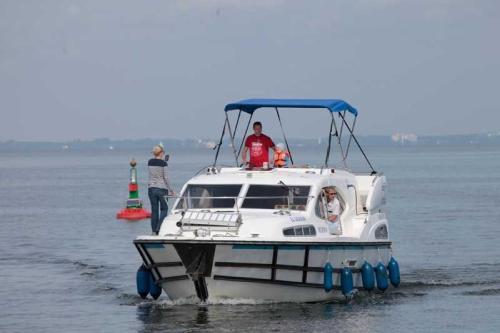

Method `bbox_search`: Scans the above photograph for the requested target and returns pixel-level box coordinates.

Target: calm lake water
[1,145,500,332]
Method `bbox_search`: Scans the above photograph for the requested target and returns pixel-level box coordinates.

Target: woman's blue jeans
[148,187,168,233]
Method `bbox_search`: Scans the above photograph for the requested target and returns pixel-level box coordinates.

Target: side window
[242,185,310,210]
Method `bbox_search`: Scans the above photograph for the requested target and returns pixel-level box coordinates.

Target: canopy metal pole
[338,112,376,173]
[338,111,346,139]
[225,112,239,166]
[231,110,242,141]
[324,113,335,168]
[274,107,294,165]
[332,114,347,169]
[344,116,357,160]
[213,119,227,166]
[237,112,253,161]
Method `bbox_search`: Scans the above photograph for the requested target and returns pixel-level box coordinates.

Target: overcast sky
[1,0,499,141]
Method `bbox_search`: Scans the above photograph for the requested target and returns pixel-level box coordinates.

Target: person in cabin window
[148,144,176,235]
[325,187,341,234]
[242,121,277,168]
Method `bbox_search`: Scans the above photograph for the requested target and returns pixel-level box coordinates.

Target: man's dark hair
[253,121,262,129]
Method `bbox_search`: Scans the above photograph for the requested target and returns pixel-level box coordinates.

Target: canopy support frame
[275,107,294,165]
[338,112,376,174]
[343,116,356,161]
[225,112,239,166]
[212,120,227,167]
[324,113,335,168]
[231,110,242,142]
[332,113,348,169]
[215,100,375,173]
[237,112,254,164]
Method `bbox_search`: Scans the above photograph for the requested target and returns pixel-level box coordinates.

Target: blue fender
[340,267,354,296]
[323,263,334,292]
[387,257,400,287]
[361,261,375,291]
[375,262,389,291]
[136,264,151,299]
[149,272,162,300]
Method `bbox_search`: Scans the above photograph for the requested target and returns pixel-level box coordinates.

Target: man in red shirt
[242,122,277,168]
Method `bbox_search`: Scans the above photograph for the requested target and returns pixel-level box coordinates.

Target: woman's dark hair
[253,121,262,128]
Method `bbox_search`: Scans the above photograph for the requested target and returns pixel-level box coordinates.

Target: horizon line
[1,131,500,144]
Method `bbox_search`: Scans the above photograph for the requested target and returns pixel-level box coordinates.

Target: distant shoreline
[1,133,500,153]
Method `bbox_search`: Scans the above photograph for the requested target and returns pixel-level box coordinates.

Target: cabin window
[283,225,316,236]
[241,185,310,210]
[176,184,242,209]
[375,225,388,239]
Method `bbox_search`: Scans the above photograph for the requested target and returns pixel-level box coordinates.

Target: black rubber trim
[156,275,190,284]
[134,239,392,247]
[214,261,361,273]
[147,262,183,269]
[213,275,328,289]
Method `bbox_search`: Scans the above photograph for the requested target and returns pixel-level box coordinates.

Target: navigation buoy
[340,267,354,297]
[375,262,389,291]
[136,264,151,299]
[387,257,400,287]
[323,262,334,292]
[116,159,151,220]
[361,261,375,291]
[149,272,162,300]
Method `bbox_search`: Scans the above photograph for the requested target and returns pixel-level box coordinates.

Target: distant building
[204,141,216,149]
[391,132,418,145]
[196,139,217,149]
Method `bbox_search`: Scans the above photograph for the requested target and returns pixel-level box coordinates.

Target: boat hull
[134,239,393,302]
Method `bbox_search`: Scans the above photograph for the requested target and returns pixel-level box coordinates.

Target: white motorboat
[134,99,400,302]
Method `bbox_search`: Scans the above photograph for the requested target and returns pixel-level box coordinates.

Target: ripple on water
[401,263,500,288]
[461,288,500,296]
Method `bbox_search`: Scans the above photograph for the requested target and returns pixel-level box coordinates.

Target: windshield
[176,184,242,209]
[242,185,310,210]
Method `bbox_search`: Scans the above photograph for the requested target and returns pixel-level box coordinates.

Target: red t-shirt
[245,134,275,167]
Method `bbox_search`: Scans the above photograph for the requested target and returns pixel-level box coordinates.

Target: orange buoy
[116,159,151,221]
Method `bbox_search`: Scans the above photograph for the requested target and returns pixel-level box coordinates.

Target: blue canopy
[224,98,358,116]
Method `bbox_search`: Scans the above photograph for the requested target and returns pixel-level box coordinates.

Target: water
[1,145,500,332]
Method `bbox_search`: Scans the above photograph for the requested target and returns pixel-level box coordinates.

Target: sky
[0,0,499,141]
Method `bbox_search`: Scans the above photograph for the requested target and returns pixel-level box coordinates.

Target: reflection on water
[133,291,428,333]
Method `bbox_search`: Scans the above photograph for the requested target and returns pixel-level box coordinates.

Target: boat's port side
[134,240,393,302]
[212,243,392,290]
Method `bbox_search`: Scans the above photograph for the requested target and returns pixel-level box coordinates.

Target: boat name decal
[289,216,306,222]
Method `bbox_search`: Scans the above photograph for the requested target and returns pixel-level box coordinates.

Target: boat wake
[401,264,500,288]
[460,288,500,296]
[157,296,278,306]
